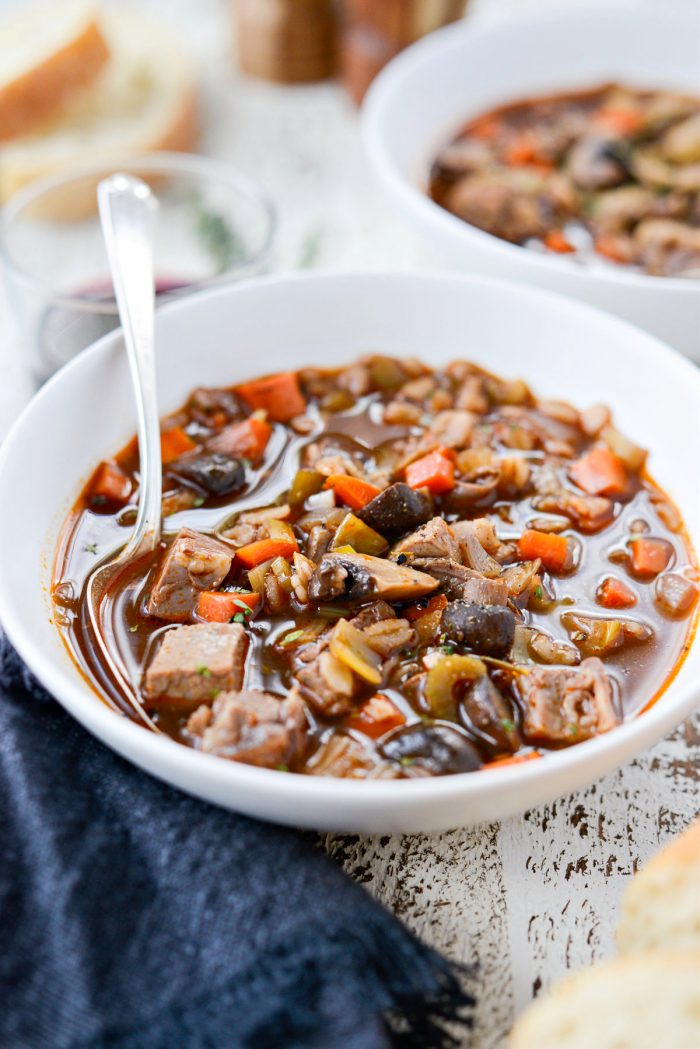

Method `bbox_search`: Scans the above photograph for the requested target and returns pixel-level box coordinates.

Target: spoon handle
[98,174,162,555]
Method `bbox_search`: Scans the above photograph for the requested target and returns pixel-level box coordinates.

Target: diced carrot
[218,417,272,462]
[595,575,636,609]
[345,695,406,740]
[404,593,448,622]
[405,449,455,495]
[324,474,381,510]
[517,529,570,574]
[629,537,672,579]
[236,372,306,422]
[481,751,541,771]
[594,234,629,264]
[235,537,298,568]
[503,134,553,171]
[470,116,500,141]
[161,426,196,464]
[544,229,575,254]
[569,447,628,498]
[197,590,260,622]
[89,461,132,507]
[597,576,637,609]
[209,409,229,429]
[595,107,643,136]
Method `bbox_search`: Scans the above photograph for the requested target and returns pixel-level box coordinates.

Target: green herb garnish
[440,644,455,655]
[534,585,543,599]
[196,665,212,677]
[298,227,323,269]
[129,625,138,633]
[191,190,245,273]
[231,598,253,614]
[501,718,515,733]
[192,496,205,508]
[280,629,304,647]
[83,543,98,555]
[210,688,221,700]
[232,613,246,624]
[399,757,417,767]
[276,763,289,773]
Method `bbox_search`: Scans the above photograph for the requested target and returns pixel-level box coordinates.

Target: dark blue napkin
[0,633,473,1049]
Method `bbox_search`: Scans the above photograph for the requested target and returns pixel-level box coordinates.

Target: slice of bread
[0,1,109,140]
[617,816,700,955]
[509,952,700,1049]
[0,7,199,217]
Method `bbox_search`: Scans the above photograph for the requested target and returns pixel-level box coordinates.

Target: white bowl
[0,271,698,832]
[362,8,700,361]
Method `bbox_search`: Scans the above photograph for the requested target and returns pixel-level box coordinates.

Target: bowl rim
[0,151,278,314]
[362,5,700,298]
[0,269,698,812]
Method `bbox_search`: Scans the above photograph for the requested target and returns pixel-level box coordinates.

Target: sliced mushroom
[307,552,439,603]
[357,483,434,536]
[458,675,521,754]
[442,474,500,514]
[568,136,628,190]
[441,600,516,658]
[379,722,482,775]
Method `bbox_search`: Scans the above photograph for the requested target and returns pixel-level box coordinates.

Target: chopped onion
[306,489,336,511]
[655,573,699,618]
[601,425,647,472]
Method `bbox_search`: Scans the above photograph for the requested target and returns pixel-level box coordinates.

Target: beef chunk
[441,600,516,657]
[392,517,461,562]
[519,657,619,744]
[191,689,307,768]
[349,601,396,630]
[144,623,247,702]
[146,528,233,621]
[412,558,509,605]
[295,637,357,718]
[357,483,433,536]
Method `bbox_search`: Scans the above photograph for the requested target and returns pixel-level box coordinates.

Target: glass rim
[0,151,277,314]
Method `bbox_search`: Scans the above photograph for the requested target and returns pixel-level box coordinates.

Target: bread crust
[510,951,700,1049]
[0,17,109,141]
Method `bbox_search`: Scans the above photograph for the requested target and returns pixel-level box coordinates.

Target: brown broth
[52,360,699,777]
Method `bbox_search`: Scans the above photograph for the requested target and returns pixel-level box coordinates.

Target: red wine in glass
[36,276,191,382]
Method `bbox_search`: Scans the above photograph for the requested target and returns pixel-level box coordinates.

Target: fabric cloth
[0,633,473,1049]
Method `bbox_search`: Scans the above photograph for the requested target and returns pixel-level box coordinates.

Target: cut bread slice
[0,1,109,141]
[0,7,199,217]
[509,952,700,1049]
[617,816,700,955]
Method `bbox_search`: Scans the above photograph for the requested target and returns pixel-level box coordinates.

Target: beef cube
[412,558,508,605]
[146,528,233,621]
[144,623,247,702]
[191,688,308,768]
[392,517,461,562]
[520,657,619,744]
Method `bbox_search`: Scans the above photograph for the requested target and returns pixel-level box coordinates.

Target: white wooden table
[0,2,697,1045]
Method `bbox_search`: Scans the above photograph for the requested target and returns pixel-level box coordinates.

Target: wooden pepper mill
[339,0,468,103]
[234,0,338,83]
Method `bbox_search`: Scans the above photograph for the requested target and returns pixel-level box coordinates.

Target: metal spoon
[86,174,162,730]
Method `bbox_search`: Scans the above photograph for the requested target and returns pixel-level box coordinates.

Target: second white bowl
[363,7,700,361]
